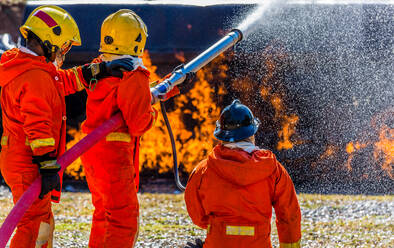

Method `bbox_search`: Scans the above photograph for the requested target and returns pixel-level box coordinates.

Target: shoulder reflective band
[33,10,58,28]
[225,226,255,236]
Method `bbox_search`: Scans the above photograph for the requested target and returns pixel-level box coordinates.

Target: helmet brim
[214,118,260,142]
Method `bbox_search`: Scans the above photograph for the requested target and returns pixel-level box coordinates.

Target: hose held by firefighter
[184,100,302,248]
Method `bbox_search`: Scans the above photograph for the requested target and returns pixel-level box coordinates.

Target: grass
[0,192,393,247]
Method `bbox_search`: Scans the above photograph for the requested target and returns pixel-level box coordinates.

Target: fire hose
[0,29,242,247]
[160,101,185,191]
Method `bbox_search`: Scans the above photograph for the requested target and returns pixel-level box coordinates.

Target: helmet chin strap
[39,39,57,62]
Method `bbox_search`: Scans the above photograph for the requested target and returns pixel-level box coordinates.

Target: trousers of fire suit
[0,48,85,248]
[185,144,302,248]
[80,56,157,248]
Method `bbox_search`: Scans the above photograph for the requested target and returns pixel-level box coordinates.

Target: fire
[139,52,226,173]
[259,44,300,150]
[65,128,86,180]
[346,141,367,155]
[174,51,186,63]
[277,115,299,150]
[345,141,365,171]
[344,109,393,178]
[373,125,393,178]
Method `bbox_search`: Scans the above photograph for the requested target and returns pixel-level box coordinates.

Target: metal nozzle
[151,29,244,104]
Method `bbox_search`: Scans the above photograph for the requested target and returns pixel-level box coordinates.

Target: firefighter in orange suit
[184,100,302,248]
[79,10,157,248]
[0,6,136,248]
[80,9,193,247]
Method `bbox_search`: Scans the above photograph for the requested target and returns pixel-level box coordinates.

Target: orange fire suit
[185,145,301,248]
[0,48,85,248]
[80,57,157,248]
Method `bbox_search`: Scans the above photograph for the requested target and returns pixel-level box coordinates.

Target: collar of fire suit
[101,53,147,71]
[18,46,39,56]
[223,141,259,153]
[19,46,59,69]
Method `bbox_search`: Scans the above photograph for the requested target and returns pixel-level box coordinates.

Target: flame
[142,50,160,82]
[277,115,299,150]
[321,145,337,159]
[65,128,86,180]
[259,44,300,150]
[346,141,367,155]
[344,109,393,177]
[311,144,339,169]
[140,52,227,173]
[174,51,186,63]
[373,125,393,178]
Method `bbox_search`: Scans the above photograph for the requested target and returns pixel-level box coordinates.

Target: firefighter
[184,100,302,248]
[79,9,192,247]
[0,6,136,248]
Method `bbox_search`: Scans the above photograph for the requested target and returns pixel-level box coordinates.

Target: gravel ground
[0,185,393,248]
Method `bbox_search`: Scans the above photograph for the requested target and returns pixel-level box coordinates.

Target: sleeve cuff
[71,67,85,91]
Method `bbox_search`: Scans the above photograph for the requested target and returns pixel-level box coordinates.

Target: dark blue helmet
[214,100,260,142]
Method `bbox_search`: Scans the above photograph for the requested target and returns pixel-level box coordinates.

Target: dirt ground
[0,186,393,248]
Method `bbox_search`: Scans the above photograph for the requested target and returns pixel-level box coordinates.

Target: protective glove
[173,64,196,92]
[151,64,196,102]
[81,58,135,90]
[185,238,204,248]
[103,58,135,78]
[32,151,61,199]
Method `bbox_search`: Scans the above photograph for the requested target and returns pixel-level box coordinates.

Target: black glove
[104,58,135,78]
[185,238,204,248]
[33,152,61,199]
[81,58,135,86]
[173,64,196,93]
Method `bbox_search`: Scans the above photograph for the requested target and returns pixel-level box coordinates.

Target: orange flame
[277,115,299,150]
[140,52,227,173]
[344,109,393,177]
[65,128,86,179]
[174,51,186,63]
[259,45,300,150]
[373,125,393,178]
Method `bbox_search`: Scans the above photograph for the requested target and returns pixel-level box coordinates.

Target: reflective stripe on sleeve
[30,138,55,150]
[225,226,255,236]
[72,67,85,91]
[1,136,8,146]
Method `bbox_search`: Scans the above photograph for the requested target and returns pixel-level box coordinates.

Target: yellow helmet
[20,5,81,53]
[99,9,148,57]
